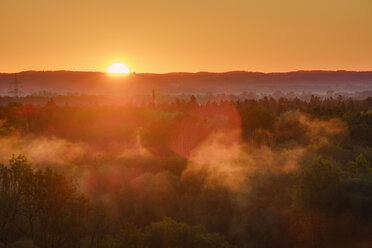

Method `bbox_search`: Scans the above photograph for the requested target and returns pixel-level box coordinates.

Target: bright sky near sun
[0,0,371,73]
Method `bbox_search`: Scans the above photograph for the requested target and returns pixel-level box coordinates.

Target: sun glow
[107,63,130,74]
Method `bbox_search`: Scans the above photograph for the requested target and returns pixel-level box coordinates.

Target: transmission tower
[9,73,23,98]
[152,88,156,107]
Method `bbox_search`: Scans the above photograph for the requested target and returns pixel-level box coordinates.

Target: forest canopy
[0,95,371,248]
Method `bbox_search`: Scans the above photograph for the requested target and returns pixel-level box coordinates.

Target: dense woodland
[0,95,372,248]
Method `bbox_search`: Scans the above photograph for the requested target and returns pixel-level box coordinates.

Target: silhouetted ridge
[0,70,371,95]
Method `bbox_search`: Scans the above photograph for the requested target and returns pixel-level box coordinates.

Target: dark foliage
[0,95,371,248]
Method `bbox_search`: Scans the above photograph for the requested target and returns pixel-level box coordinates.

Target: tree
[292,157,343,247]
[348,154,371,177]
[294,156,342,211]
[0,155,88,248]
[8,239,39,248]
[0,155,34,244]
[144,218,235,248]
[187,95,198,110]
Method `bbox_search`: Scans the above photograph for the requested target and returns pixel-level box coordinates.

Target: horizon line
[1,69,372,75]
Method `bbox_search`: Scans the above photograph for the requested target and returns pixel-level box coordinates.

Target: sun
[107,63,130,74]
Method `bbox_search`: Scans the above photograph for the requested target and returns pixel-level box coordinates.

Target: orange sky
[1,0,371,73]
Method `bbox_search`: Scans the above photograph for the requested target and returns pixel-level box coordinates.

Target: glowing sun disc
[107,63,130,74]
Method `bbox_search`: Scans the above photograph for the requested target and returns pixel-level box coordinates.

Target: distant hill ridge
[0,70,371,95]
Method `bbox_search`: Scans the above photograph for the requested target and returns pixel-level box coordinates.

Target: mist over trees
[0,94,371,248]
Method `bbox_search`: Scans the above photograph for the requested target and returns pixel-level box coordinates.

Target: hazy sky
[1,0,371,73]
